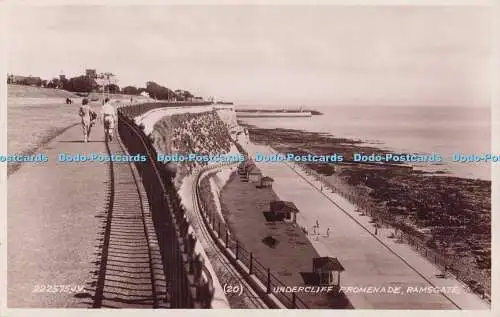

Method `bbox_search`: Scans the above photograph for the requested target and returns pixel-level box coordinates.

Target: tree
[60,77,70,90]
[96,72,118,94]
[174,89,195,101]
[105,84,120,94]
[66,75,98,93]
[183,90,194,100]
[46,78,60,89]
[122,85,139,95]
[146,81,174,100]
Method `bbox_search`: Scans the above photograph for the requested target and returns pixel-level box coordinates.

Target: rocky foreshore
[240,123,491,297]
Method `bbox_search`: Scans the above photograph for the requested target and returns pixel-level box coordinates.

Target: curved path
[187,164,268,309]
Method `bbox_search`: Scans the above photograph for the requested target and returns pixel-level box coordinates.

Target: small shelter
[238,159,254,175]
[312,257,345,286]
[269,200,299,223]
[247,165,262,183]
[260,176,274,188]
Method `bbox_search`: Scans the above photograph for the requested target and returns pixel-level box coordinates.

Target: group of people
[78,97,117,143]
[302,220,331,240]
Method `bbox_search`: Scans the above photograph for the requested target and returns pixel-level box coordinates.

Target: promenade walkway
[246,142,490,310]
[7,123,164,308]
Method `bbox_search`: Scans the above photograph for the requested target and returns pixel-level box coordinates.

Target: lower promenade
[245,142,490,310]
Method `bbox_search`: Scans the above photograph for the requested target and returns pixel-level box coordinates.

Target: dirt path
[7,123,108,308]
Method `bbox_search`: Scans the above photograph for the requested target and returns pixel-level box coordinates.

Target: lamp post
[97,72,116,103]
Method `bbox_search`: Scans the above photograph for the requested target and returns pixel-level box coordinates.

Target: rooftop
[270,200,299,214]
[313,257,345,272]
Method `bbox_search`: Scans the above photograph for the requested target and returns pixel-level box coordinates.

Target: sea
[236,105,492,181]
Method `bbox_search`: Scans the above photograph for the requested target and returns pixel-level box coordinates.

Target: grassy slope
[8,84,152,102]
[8,84,77,98]
[7,86,83,175]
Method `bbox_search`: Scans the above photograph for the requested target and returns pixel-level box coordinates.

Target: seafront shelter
[260,176,274,188]
[238,159,254,176]
[312,257,345,286]
[247,165,262,183]
[269,200,299,223]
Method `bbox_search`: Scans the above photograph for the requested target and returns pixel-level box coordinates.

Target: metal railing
[117,106,215,308]
[195,166,309,309]
[120,101,213,117]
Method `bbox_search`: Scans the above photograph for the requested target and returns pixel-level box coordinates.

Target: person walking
[100,97,117,142]
[78,98,96,143]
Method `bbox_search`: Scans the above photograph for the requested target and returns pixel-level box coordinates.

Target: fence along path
[190,166,269,308]
[91,128,167,308]
[194,163,309,309]
[118,107,215,308]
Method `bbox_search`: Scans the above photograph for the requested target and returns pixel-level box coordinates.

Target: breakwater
[236,111,313,118]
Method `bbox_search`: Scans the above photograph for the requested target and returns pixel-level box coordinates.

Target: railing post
[218,222,221,237]
[236,240,239,260]
[249,252,253,274]
[225,230,229,248]
[267,268,271,294]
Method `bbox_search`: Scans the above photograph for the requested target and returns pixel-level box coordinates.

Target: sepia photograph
[3,3,494,311]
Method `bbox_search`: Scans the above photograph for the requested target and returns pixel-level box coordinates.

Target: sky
[7,5,492,106]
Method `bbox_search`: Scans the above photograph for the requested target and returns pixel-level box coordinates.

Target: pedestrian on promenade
[326,227,330,237]
[78,98,96,143]
[101,97,117,142]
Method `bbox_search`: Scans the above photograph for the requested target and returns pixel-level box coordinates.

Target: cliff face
[146,107,243,187]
